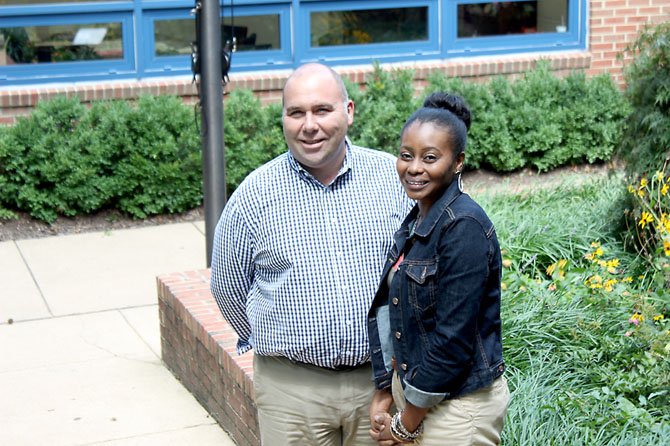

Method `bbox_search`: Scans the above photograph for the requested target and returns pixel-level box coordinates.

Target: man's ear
[346,100,355,125]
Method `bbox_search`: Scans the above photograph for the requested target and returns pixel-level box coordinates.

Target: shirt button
[395,331,402,339]
[392,297,399,305]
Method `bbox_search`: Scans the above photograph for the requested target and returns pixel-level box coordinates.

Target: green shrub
[112,95,202,218]
[223,89,285,194]
[617,23,670,291]
[347,62,421,154]
[0,62,631,223]
[424,61,629,172]
[0,96,110,222]
[618,22,670,176]
[0,95,202,222]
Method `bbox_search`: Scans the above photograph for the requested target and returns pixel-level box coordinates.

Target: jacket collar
[409,178,463,238]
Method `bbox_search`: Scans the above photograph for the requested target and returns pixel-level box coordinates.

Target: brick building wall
[1,1,668,126]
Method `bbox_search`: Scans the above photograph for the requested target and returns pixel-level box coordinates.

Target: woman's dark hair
[401,92,471,154]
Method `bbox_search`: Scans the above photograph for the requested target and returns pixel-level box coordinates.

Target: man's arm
[210,198,255,354]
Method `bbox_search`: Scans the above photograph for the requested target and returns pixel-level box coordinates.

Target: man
[210,63,412,446]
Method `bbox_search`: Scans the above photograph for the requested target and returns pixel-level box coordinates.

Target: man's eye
[288,111,304,117]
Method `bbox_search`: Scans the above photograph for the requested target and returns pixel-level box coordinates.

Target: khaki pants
[253,354,378,446]
[392,372,510,446]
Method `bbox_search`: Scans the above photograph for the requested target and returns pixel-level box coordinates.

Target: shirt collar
[286,138,352,187]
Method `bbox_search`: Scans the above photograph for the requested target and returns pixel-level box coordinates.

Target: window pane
[0,23,122,65]
[458,1,569,38]
[223,15,280,51]
[0,0,107,4]
[154,14,280,57]
[311,7,428,47]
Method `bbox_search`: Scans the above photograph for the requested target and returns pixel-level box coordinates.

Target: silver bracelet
[390,410,424,442]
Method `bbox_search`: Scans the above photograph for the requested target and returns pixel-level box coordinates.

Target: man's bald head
[282,63,349,107]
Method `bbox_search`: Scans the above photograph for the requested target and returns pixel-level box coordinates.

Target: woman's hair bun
[423,92,471,130]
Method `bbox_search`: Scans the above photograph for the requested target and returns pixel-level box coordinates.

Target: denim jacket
[368,179,505,408]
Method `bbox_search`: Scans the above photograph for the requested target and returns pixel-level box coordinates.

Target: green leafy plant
[474,176,669,445]
[622,162,670,291]
[223,89,285,194]
[347,62,420,154]
[618,22,670,176]
[0,95,203,222]
[424,61,629,172]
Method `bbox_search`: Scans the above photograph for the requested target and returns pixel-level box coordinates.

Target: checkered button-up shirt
[210,143,412,369]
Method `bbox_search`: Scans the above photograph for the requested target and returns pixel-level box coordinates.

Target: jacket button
[392,297,399,305]
[395,331,402,339]
[401,363,407,371]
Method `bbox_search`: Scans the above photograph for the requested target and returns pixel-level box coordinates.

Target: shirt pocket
[404,261,438,314]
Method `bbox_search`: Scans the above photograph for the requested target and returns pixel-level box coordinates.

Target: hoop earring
[456,171,463,192]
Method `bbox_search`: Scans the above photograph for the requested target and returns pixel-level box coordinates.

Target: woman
[368,92,509,445]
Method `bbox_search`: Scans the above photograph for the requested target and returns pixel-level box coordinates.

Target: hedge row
[0,61,629,223]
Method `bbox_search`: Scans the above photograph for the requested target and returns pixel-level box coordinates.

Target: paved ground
[0,221,236,446]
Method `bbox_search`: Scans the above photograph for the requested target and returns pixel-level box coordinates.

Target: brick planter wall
[157,270,259,446]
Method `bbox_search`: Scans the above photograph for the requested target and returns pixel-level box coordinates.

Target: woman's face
[397,121,464,212]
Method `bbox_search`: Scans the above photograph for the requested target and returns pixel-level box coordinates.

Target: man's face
[282,66,354,184]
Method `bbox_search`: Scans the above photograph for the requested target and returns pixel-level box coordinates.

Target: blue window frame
[446,0,585,57]
[0,0,587,86]
[297,0,439,64]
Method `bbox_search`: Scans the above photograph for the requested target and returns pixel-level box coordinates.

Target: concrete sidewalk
[0,221,237,446]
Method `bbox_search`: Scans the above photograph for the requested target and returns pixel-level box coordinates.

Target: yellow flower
[662,183,669,196]
[638,212,653,229]
[637,188,645,198]
[595,247,604,257]
[640,178,648,188]
[660,214,669,233]
[590,241,601,248]
[546,263,556,276]
[501,282,507,291]
[656,171,665,182]
[606,258,619,274]
[502,259,513,268]
[548,283,557,291]
[604,279,617,292]
[664,240,670,257]
[623,276,633,283]
[627,184,636,194]
[653,314,665,322]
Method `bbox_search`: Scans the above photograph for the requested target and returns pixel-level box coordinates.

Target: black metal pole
[197,0,226,267]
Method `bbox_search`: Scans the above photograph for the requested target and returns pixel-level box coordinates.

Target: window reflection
[458,1,568,38]
[154,14,280,57]
[0,23,122,65]
[311,7,428,47]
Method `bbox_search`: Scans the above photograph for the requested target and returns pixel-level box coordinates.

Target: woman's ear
[455,152,465,172]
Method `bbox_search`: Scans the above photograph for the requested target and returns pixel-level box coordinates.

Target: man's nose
[302,113,318,132]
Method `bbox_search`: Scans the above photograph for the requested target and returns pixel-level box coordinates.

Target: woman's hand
[369,389,399,445]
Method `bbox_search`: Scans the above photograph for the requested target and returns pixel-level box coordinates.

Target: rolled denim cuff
[402,379,447,408]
